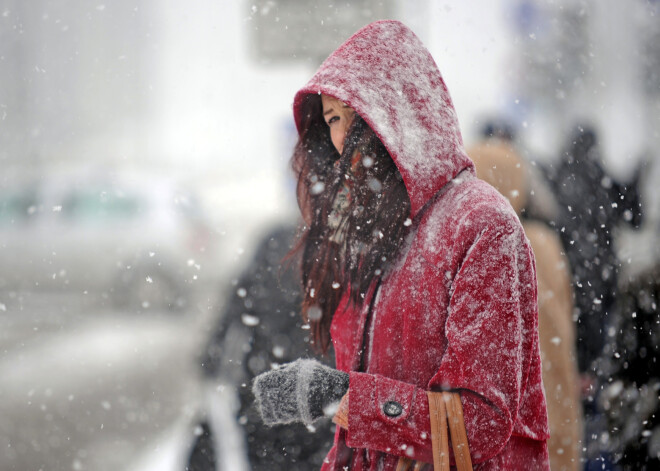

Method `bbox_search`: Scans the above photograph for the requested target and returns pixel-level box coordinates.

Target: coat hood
[293,20,474,219]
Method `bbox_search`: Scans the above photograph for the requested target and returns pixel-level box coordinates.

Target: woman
[253,20,550,470]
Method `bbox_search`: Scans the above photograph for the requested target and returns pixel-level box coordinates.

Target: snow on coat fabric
[293,21,550,470]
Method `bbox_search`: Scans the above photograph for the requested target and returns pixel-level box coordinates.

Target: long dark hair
[290,94,411,353]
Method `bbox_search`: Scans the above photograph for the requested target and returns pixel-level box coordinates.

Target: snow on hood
[293,20,474,219]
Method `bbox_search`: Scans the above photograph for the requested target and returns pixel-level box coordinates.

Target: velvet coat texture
[293,21,550,470]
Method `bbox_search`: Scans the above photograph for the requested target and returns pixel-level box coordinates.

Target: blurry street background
[1,1,659,470]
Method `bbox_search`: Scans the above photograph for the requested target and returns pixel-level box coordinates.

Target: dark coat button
[383,401,403,417]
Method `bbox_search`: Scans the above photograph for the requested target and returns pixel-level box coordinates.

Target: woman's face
[321,95,356,155]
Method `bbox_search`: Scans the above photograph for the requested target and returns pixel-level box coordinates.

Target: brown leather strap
[426,391,450,471]
[443,392,473,471]
[395,456,429,471]
[396,391,473,471]
[412,461,427,471]
[395,456,414,471]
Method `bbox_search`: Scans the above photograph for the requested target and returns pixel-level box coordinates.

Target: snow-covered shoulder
[417,174,525,265]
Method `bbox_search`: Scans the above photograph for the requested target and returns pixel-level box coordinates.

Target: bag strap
[395,456,413,471]
[442,392,473,471]
[396,391,473,471]
[395,457,428,471]
[427,391,451,471]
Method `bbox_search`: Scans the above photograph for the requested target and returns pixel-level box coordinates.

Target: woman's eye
[327,116,339,126]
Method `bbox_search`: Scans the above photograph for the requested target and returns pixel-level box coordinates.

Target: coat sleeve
[345,207,539,465]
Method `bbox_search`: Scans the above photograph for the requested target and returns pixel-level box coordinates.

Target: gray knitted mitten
[252,359,349,426]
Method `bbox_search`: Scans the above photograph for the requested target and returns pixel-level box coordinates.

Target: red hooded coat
[293,21,550,470]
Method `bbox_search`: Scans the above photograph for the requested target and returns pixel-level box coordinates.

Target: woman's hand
[252,359,349,426]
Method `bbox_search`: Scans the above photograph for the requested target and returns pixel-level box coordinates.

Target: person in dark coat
[547,125,645,469]
[185,224,335,471]
[602,262,660,470]
[549,125,644,378]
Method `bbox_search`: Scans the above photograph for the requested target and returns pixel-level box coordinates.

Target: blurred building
[250,0,394,65]
[0,0,152,174]
[508,0,659,166]
[0,0,431,276]
[506,0,660,272]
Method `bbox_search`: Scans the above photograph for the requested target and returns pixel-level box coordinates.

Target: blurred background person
[468,129,584,471]
[185,223,335,471]
[602,261,660,470]
[547,125,644,382]
[477,117,561,224]
[544,124,645,470]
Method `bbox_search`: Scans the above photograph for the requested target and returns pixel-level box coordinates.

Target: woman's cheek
[332,128,345,154]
